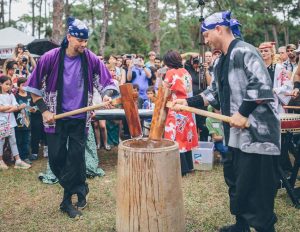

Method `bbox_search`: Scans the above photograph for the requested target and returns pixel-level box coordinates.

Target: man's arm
[31,93,55,124]
[291,65,300,97]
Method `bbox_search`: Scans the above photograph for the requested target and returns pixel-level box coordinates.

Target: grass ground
[1,148,300,232]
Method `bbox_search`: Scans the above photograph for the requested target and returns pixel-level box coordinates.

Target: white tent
[0,27,36,59]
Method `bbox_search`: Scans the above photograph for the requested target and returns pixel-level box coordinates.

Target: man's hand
[290,88,300,98]
[42,111,55,124]
[230,112,248,129]
[171,99,188,112]
[102,95,113,109]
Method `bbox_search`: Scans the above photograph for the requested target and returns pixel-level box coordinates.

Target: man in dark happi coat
[174,11,280,232]
[26,17,118,219]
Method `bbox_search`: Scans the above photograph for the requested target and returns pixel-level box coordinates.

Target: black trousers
[223,148,279,231]
[180,151,194,176]
[31,112,47,154]
[47,119,87,200]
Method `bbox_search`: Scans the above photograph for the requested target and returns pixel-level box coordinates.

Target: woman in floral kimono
[163,50,198,176]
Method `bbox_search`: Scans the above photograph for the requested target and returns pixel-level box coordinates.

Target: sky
[10,1,31,21]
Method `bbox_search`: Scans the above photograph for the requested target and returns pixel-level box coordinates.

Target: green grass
[1,148,300,232]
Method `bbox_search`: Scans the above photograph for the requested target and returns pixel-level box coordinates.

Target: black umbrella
[26,38,59,56]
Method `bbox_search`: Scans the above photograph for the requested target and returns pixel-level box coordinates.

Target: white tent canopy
[0,27,36,59]
[0,27,36,49]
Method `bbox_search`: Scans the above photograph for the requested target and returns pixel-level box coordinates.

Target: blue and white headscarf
[61,17,89,48]
[201,11,242,38]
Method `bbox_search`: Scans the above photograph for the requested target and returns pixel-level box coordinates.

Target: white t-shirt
[0,93,18,127]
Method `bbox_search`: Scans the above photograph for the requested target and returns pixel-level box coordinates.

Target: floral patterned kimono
[164,68,198,153]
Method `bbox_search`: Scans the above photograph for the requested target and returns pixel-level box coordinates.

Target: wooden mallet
[119,83,143,138]
[53,90,138,119]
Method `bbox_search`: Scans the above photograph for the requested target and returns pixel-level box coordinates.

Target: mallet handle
[54,97,123,120]
[166,102,250,128]
[283,106,300,109]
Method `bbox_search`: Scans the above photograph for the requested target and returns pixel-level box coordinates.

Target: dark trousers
[224,147,279,231]
[195,115,209,141]
[47,119,87,202]
[31,113,47,154]
[180,151,194,176]
[15,129,30,160]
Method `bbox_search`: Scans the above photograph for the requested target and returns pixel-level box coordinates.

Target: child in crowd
[205,105,228,162]
[142,86,155,136]
[132,84,144,109]
[14,77,32,164]
[0,76,30,170]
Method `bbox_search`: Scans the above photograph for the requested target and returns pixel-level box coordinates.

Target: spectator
[154,56,161,68]
[0,76,30,170]
[132,84,144,109]
[163,50,198,176]
[12,43,36,70]
[14,77,32,164]
[145,51,156,68]
[127,55,151,101]
[278,46,288,64]
[142,86,155,136]
[205,105,228,162]
[259,42,292,113]
[283,44,297,72]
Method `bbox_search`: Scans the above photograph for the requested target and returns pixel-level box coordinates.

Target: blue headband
[201,11,242,38]
[67,17,89,39]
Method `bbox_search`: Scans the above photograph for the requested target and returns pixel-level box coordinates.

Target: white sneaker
[14,160,31,169]
[0,160,9,170]
[43,146,48,158]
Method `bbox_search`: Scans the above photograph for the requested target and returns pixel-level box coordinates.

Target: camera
[126,54,132,59]
[15,69,20,75]
[133,58,140,65]
[22,46,28,52]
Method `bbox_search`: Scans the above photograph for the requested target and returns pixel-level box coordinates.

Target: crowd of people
[0,12,300,231]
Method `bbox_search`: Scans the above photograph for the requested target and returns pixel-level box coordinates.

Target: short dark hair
[0,75,12,93]
[17,77,27,87]
[163,50,183,69]
[6,60,17,70]
[132,84,139,91]
[147,86,155,93]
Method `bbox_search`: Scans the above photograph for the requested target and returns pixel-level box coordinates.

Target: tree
[147,0,160,53]
[52,0,64,44]
[99,0,108,55]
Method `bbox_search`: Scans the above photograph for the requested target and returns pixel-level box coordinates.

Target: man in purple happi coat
[26,17,118,219]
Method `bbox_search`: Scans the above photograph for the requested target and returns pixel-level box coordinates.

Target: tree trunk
[32,0,35,36]
[9,0,12,26]
[90,0,95,30]
[264,25,270,41]
[0,0,3,28]
[271,25,278,49]
[99,0,109,55]
[38,0,42,38]
[175,0,183,50]
[148,0,160,54]
[52,0,64,44]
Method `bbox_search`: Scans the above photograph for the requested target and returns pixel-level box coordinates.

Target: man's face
[67,35,88,54]
[203,28,221,51]
[287,47,296,59]
[205,52,213,64]
[278,48,288,62]
[154,59,161,68]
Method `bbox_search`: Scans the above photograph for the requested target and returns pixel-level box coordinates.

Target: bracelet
[35,98,48,113]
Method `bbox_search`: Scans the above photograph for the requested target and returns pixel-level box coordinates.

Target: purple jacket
[25,48,117,133]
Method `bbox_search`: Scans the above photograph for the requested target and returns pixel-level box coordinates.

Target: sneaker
[96,144,100,150]
[43,146,48,158]
[0,160,9,170]
[75,184,89,210]
[60,203,83,219]
[23,158,32,165]
[29,154,38,161]
[104,144,111,151]
[14,160,31,169]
